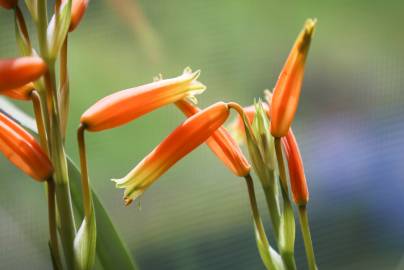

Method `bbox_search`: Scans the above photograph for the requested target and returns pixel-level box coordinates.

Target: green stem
[280,190,297,270]
[244,174,277,270]
[59,37,69,140]
[77,125,92,219]
[298,205,317,270]
[36,0,48,58]
[274,138,297,270]
[34,2,77,269]
[262,184,281,241]
[31,91,49,153]
[274,138,288,192]
[44,62,77,270]
[35,2,77,266]
[47,178,63,270]
[32,91,62,269]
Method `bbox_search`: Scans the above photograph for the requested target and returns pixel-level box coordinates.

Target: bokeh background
[1,0,404,269]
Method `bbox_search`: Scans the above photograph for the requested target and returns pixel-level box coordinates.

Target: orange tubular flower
[281,129,309,205]
[0,112,53,181]
[81,68,206,132]
[175,100,250,177]
[0,83,34,100]
[113,102,230,205]
[0,57,47,91]
[270,19,316,138]
[0,0,17,9]
[62,0,90,32]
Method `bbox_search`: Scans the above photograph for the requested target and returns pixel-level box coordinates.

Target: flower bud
[270,19,316,137]
[281,129,309,205]
[0,83,34,100]
[81,68,206,132]
[62,0,89,32]
[0,0,17,9]
[251,101,276,172]
[175,100,250,177]
[228,102,269,144]
[0,112,53,181]
[112,102,229,205]
[0,57,47,91]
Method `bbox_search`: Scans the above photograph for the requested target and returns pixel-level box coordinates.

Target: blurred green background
[1,0,404,269]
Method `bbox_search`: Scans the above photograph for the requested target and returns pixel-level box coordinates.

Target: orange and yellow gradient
[113,102,230,205]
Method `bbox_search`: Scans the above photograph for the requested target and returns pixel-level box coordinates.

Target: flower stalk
[31,90,49,153]
[77,124,92,220]
[32,91,62,269]
[59,37,69,140]
[298,205,317,270]
[34,1,77,267]
[244,174,283,270]
[47,178,63,270]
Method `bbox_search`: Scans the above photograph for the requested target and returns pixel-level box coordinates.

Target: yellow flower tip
[305,18,317,34]
[114,102,230,204]
[264,89,273,102]
[112,177,144,204]
[185,94,199,105]
[187,80,206,94]
[153,73,163,82]
[181,68,205,92]
[182,66,201,77]
[298,18,317,55]
[124,197,133,206]
[80,68,207,132]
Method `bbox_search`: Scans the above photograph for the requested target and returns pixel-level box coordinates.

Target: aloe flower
[113,102,230,205]
[270,19,316,138]
[175,99,251,177]
[0,57,47,91]
[81,68,206,132]
[0,112,53,181]
[282,129,309,205]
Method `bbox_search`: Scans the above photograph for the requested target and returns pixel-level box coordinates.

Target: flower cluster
[79,68,250,204]
[76,18,317,270]
[0,0,319,269]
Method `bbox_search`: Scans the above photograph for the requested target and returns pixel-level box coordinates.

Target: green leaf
[253,222,285,270]
[68,157,139,270]
[74,204,96,270]
[278,189,296,269]
[1,97,138,270]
